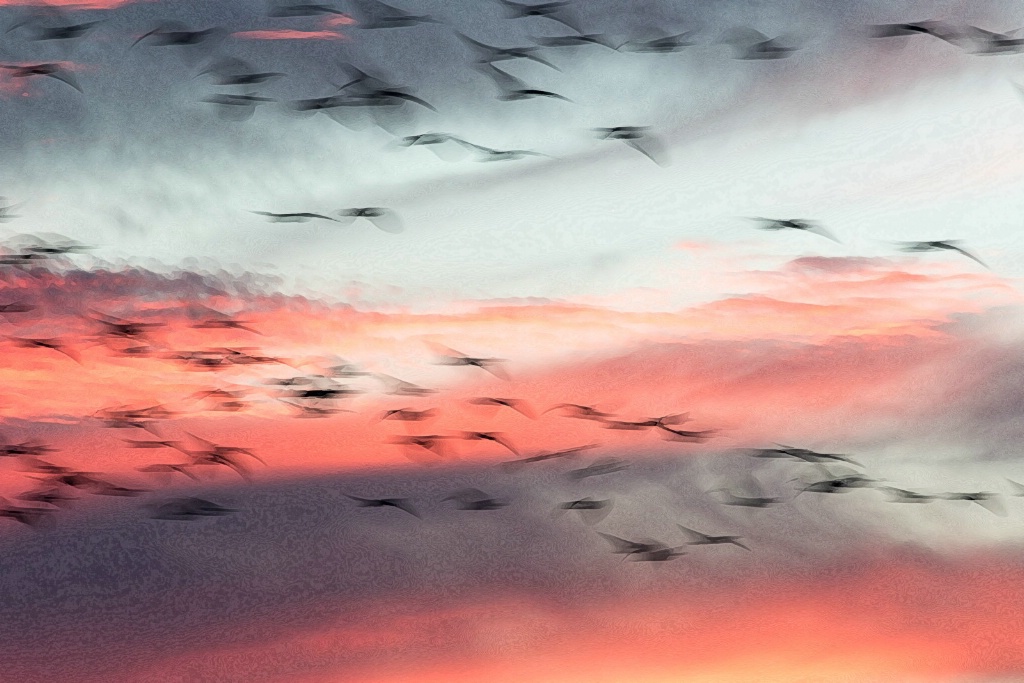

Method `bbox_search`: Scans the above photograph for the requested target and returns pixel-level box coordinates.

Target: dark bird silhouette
[593,126,669,166]
[0,199,23,222]
[6,336,81,363]
[556,497,612,525]
[659,426,718,443]
[31,20,102,42]
[792,472,877,496]
[725,28,801,59]
[940,491,1006,516]
[16,487,77,508]
[475,63,572,102]
[189,305,262,335]
[430,343,509,379]
[379,407,437,422]
[892,240,988,268]
[337,207,405,233]
[502,443,599,470]
[0,63,82,92]
[197,61,286,86]
[442,487,509,510]
[619,32,697,53]
[457,431,519,455]
[251,210,338,223]
[397,132,475,160]
[598,532,686,561]
[962,26,1024,55]
[377,374,438,396]
[567,457,628,481]
[534,33,618,50]
[1007,479,1024,496]
[750,217,840,243]
[149,497,237,520]
[879,486,941,503]
[123,438,184,451]
[390,434,456,458]
[677,524,750,550]
[466,397,535,418]
[543,403,617,421]
[353,0,441,28]
[455,32,560,69]
[86,310,164,340]
[600,412,690,431]
[749,444,861,467]
[0,497,54,528]
[268,2,350,17]
[137,463,200,481]
[174,433,265,481]
[0,440,56,457]
[345,494,420,517]
[452,139,550,161]
[203,93,276,121]
[0,301,34,317]
[869,21,961,43]
[499,0,580,33]
[711,476,783,508]
[131,23,226,48]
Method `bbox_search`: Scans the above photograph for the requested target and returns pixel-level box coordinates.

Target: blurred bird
[750,217,840,243]
[892,240,988,268]
[593,126,669,166]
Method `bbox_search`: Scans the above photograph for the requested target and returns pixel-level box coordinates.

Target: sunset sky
[2,0,1024,681]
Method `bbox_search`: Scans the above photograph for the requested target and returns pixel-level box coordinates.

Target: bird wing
[804,222,842,243]
[623,137,669,167]
[944,243,989,269]
[367,210,404,234]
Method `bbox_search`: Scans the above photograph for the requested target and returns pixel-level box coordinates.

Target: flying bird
[430,343,510,379]
[677,524,750,550]
[457,431,519,455]
[725,28,801,59]
[267,3,350,18]
[619,32,698,53]
[455,32,560,69]
[593,126,669,166]
[352,0,441,29]
[251,211,338,223]
[149,497,237,520]
[892,240,988,268]
[556,498,613,525]
[345,494,421,518]
[498,0,581,33]
[475,63,572,102]
[0,63,82,92]
[453,139,550,161]
[337,207,405,233]
[750,217,840,243]
[466,397,535,418]
[442,488,509,510]
[598,532,686,562]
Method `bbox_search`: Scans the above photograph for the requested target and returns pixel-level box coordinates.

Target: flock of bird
[0,0,1011,565]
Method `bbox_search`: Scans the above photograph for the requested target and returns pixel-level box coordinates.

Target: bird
[466,397,535,418]
[376,374,438,397]
[556,498,613,525]
[533,33,619,50]
[6,336,81,363]
[442,488,509,510]
[457,431,519,455]
[336,207,405,233]
[592,126,669,166]
[0,63,82,92]
[725,28,801,59]
[878,486,941,503]
[352,0,441,29]
[543,403,617,421]
[251,211,338,223]
[452,139,550,162]
[498,0,581,33]
[659,426,718,443]
[130,23,226,48]
[869,21,961,43]
[267,2,350,17]
[137,463,200,481]
[677,524,750,550]
[619,32,698,53]
[475,63,572,102]
[379,408,437,422]
[939,491,1006,516]
[961,26,1024,54]
[202,93,276,121]
[345,494,420,518]
[430,343,509,379]
[750,217,840,243]
[390,434,456,458]
[748,445,861,467]
[502,444,599,470]
[597,532,686,562]
[149,497,237,520]
[30,20,102,42]
[567,457,628,481]
[891,240,988,268]
[455,32,560,69]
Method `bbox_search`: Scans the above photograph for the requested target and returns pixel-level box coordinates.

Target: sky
[2,0,1024,681]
